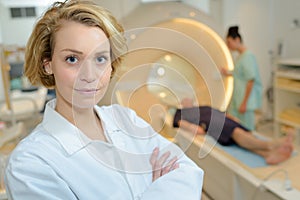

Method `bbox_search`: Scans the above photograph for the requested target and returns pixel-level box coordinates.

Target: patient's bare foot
[269,134,293,149]
[266,139,293,165]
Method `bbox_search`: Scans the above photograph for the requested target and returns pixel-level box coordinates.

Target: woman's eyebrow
[94,50,110,54]
[61,48,83,54]
[60,49,110,55]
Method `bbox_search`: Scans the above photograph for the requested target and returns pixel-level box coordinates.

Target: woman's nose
[79,61,97,83]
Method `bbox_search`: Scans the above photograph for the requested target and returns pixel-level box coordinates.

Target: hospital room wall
[0,6,48,46]
[222,0,300,118]
[0,0,140,46]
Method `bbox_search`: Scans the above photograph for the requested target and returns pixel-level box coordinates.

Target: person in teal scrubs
[222,26,262,131]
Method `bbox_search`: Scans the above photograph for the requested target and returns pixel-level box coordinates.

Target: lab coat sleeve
[5,153,77,200]
[124,106,204,199]
[139,165,204,200]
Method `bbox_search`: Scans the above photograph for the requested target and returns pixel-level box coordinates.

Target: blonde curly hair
[25,0,126,88]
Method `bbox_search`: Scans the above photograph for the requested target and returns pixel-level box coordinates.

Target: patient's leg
[231,128,270,150]
[231,128,294,164]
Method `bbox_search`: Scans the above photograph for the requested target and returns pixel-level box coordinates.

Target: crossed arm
[150,147,179,182]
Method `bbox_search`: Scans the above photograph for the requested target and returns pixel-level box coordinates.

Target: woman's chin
[71,96,101,109]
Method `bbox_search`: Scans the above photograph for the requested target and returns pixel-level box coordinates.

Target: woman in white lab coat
[4,1,203,199]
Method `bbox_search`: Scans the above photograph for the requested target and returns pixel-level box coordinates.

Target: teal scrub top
[231,50,262,110]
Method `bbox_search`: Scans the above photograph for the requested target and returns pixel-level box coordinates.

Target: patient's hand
[150,147,179,182]
[178,120,205,135]
[226,114,240,123]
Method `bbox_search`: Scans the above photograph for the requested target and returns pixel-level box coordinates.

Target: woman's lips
[74,88,100,95]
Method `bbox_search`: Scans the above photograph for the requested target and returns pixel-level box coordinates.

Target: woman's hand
[150,147,179,182]
[220,67,232,76]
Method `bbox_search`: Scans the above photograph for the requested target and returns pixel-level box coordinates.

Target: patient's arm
[178,120,206,135]
[225,113,240,123]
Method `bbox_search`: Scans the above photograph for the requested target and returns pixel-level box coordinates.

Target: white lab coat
[5,99,203,200]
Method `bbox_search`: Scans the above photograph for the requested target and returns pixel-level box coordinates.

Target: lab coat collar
[42,99,119,156]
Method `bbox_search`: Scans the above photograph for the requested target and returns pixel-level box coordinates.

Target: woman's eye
[66,56,78,64]
[96,56,108,64]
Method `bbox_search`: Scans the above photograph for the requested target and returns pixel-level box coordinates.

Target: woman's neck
[55,99,107,141]
[73,108,107,141]
[237,44,247,54]
[55,99,94,124]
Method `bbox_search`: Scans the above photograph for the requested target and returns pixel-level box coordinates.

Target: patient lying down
[172,98,294,165]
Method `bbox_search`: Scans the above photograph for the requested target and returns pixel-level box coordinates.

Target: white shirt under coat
[5,99,203,200]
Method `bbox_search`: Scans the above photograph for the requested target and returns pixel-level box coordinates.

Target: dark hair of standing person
[227,26,243,42]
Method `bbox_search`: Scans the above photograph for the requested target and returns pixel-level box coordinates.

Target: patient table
[175,128,300,200]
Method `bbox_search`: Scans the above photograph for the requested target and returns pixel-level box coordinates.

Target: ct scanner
[101,2,233,132]
[100,2,300,200]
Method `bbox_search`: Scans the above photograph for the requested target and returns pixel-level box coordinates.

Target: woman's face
[226,36,239,51]
[45,20,112,109]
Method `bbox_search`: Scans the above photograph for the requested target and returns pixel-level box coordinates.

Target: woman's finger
[150,147,161,181]
[151,149,172,182]
[161,156,178,176]
[155,151,171,171]
[150,147,159,166]
[170,163,180,171]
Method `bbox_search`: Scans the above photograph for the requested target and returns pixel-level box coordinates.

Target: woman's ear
[43,59,53,74]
